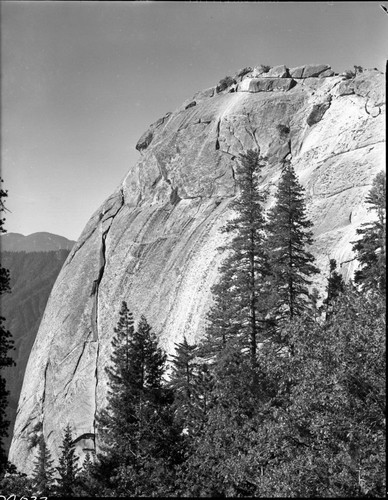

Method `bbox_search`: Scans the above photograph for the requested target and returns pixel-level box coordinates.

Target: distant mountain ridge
[0,231,73,455]
[1,232,75,252]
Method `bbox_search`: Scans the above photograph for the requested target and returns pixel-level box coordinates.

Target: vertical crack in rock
[91,188,125,445]
[41,362,49,408]
[40,361,49,433]
[230,162,236,181]
[215,118,221,150]
[93,341,100,444]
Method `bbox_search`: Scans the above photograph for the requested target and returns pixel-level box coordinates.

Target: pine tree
[169,337,197,423]
[177,346,262,497]
[55,424,80,497]
[0,179,15,474]
[82,451,93,471]
[95,301,136,489]
[139,315,166,393]
[95,303,179,495]
[74,451,101,496]
[352,171,386,294]
[255,286,386,497]
[322,258,346,321]
[32,436,55,496]
[266,160,320,329]
[204,149,271,369]
[169,337,212,435]
[0,462,34,496]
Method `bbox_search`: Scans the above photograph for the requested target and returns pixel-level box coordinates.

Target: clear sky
[1,1,387,241]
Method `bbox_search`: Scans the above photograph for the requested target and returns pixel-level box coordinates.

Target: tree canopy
[0,179,14,474]
[352,171,386,294]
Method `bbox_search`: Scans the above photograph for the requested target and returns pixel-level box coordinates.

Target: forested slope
[1,250,70,453]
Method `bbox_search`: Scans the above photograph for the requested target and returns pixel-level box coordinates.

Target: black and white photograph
[0,1,386,497]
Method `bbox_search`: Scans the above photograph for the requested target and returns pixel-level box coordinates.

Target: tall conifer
[32,436,55,496]
[169,337,198,424]
[204,149,271,369]
[266,160,319,327]
[96,303,178,495]
[352,171,386,294]
[322,259,346,321]
[55,424,80,497]
[169,337,212,435]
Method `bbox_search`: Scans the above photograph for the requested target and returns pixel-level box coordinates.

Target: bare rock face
[302,63,332,78]
[263,64,290,78]
[9,67,385,473]
[290,64,332,78]
[289,65,305,78]
[319,69,335,78]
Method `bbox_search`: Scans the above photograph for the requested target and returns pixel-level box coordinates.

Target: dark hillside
[0,249,70,455]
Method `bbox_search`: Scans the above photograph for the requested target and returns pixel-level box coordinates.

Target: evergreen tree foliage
[169,337,212,436]
[55,424,80,497]
[74,451,102,497]
[309,286,322,323]
[169,337,198,431]
[0,180,14,474]
[253,286,386,497]
[204,149,271,368]
[0,181,10,296]
[322,258,346,320]
[169,337,198,404]
[176,346,273,497]
[171,156,384,497]
[91,301,136,493]
[176,286,385,497]
[32,436,55,496]
[266,160,320,327]
[352,171,386,294]
[95,303,180,496]
[82,451,93,471]
[0,462,34,496]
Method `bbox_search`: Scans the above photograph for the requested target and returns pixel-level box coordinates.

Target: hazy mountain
[9,65,385,471]
[1,238,72,455]
[1,232,75,253]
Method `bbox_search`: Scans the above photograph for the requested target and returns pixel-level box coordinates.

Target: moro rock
[9,65,385,473]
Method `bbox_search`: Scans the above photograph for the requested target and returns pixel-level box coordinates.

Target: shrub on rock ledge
[216,76,236,93]
[276,123,290,136]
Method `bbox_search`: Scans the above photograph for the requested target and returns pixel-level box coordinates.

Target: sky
[1,1,387,241]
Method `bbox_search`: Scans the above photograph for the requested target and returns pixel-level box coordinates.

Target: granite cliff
[9,64,385,473]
